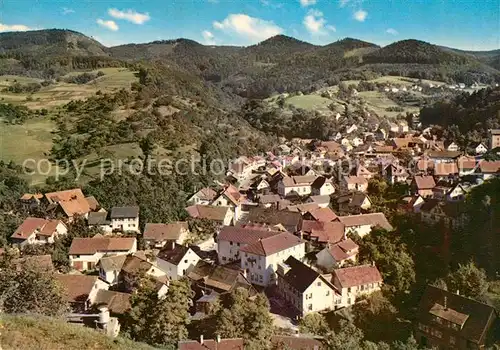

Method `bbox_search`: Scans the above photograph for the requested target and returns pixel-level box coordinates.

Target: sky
[0,0,499,50]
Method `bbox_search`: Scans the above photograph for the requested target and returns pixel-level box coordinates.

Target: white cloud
[386,28,398,35]
[212,14,283,43]
[108,8,150,25]
[300,0,317,7]
[353,10,368,22]
[96,19,119,31]
[62,7,74,15]
[339,0,350,6]
[0,23,32,32]
[202,30,216,45]
[303,9,336,35]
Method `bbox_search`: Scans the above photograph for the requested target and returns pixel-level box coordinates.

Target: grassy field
[358,90,420,118]
[0,68,137,109]
[342,75,446,88]
[0,314,158,350]
[285,94,332,111]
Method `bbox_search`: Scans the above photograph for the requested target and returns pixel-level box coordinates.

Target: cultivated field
[0,68,137,109]
[285,94,332,111]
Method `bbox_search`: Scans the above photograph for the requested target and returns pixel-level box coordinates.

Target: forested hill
[1,29,500,93]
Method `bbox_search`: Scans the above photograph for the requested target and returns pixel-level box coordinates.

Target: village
[3,118,500,349]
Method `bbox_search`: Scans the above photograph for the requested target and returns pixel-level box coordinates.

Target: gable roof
[280,256,333,293]
[311,176,330,189]
[93,289,131,314]
[327,238,359,261]
[88,211,109,226]
[478,160,500,174]
[413,175,436,190]
[185,205,230,221]
[306,207,337,222]
[44,188,85,204]
[143,222,188,242]
[191,187,217,201]
[218,226,280,244]
[333,264,383,288]
[178,338,244,350]
[157,244,197,265]
[418,285,497,345]
[239,232,303,256]
[301,220,345,244]
[11,217,65,240]
[307,195,331,205]
[343,176,368,185]
[188,261,255,295]
[337,213,393,231]
[110,206,139,219]
[246,208,302,231]
[55,274,99,303]
[69,237,136,255]
[121,254,154,275]
[434,162,459,176]
[85,196,100,211]
[98,254,127,272]
[258,194,282,204]
[271,335,324,350]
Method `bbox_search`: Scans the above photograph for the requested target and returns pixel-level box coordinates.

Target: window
[222,257,226,261]
[326,290,330,296]
[347,287,351,293]
[348,298,351,304]
[237,243,240,247]
[184,259,188,263]
[230,241,233,246]
[360,285,365,291]
[317,282,321,286]
[308,304,312,311]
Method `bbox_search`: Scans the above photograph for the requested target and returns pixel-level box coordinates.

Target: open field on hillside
[0,68,137,109]
[358,90,420,118]
[342,75,446,87]
[0,314,156,350]
[285,94,332,111]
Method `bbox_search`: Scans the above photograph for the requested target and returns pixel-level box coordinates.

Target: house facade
[157,244,201,280]
[332,264,383,308]
[11,217,67,246]
[316,239,359,271]
[110,206,140,233]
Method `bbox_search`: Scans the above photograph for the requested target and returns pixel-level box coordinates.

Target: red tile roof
[218,226,280,245]
[333,264,383,288]
[44,188,85,203]
[413,175,436,190]
[306,207,337,222]
[239,232,303,256]
[478,161,500,174]
[328,239,358,261]
[186,205,230,221]
[69,237,136,255]
[11,217,65,240]
[434,162,459,176]
[302,220,345,244]
[337,213,393,231]
[143,222,188,242]
[55,274,99,303]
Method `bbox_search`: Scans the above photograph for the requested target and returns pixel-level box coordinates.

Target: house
[384,164,409,184]
[44,188,95,220]
[10,217,67,246]
[446,184,469,202]
[337,213,393,237]
[489,129,500,150]
[87,211,112,233]
[427,151,461,164]
[476,161,500,180]
[143,222,190,248]
[303,207,338,222]
[316,239,359,271]
[311,176,335,196]
[342,176,368,193]
[300,220,346,245]
[434,162,459,181]
[110,206,140,233]
[98,255,127,285]
[401,195,426,213]
[178,337,244,350]
[346,124,358,134]
[187,188,217,205]
[471,142,488,155]
[217,226,280,264]
[257,194,283,208]
[120,252,169,289]
[188,260,256,296]
[278,176,317,197]
[69,236,137,271]
[211,184,247,221]
[331,264,383,308]
[375,128,388,141]
[185,205,234,226]
[457,156,477,176]
[305,195,331,208]
[277,256,337,317]
[19,193,43,211]
[55,274,109,311]
[251,178,270,193]
[156,244,201,280]
[415,285,498,350]
[271,336,324,350]
[240,232,305,286]
[245,208,303,233]
[337,192,372,213]
[93,289,131,316]
[445,141,459,152]
[350,137,364,147]
[355,165,374,180]
[411,175,436,198]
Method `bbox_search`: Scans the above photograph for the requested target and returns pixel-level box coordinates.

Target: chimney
[216,334,221,343]
[200,335,204,345]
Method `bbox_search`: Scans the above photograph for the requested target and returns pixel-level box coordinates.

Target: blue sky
[1,0,499,50]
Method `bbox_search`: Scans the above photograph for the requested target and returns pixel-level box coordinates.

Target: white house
[157,244,201,280]
[110,206,140,233]
[211,184,246,221]
[446,184,468,202]
[337,213,393,237]
[316,239,359,271]
[217,226,281,264]
[120,253,169,287]
[350,137,364,147]
[311,176,335,196]
[445,142,460,152]
[11,217,67,246]
[87,211,112,233]
[331,264,383,308]
[277,256,337,317]
[69,236,137,271]
[473,142,488,155]
[277,176,316,197]
[98,254,127,285]
[240,232,305,286]
[342,176,368,193]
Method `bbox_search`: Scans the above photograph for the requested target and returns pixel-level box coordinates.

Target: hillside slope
[0,314,162,350]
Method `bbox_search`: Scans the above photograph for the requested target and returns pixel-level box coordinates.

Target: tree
[214,288,273,350]
[446,261,489,300]
[0,256,68,316]
[298,313,329,336]
[123,277,193,347]
[324,320,364,350]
